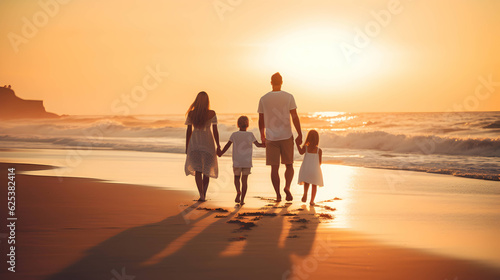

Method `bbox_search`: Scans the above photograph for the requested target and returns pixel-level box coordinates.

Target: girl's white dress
[184,114,218,178]
[298,149,324,186]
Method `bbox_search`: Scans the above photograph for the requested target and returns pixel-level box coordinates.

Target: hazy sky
[1,0,499,115]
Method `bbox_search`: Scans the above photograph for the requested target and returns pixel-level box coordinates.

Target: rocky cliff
[0,87,58,119]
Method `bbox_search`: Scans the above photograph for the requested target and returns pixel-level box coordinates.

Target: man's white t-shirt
[257,91,297,141]
[229,131,257,168]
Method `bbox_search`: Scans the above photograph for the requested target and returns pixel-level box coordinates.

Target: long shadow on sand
[46,202,320,280]
[45,202,212,280]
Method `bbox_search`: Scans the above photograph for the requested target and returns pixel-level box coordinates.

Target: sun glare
[261,27,385,90]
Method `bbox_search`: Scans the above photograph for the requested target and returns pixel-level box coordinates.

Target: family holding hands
[185,73,324,206]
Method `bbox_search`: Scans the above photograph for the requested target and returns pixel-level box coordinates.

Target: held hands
[216,146,223,157]
[295,134,303,146]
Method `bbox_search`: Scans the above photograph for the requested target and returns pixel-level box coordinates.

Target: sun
[260,27,384,91]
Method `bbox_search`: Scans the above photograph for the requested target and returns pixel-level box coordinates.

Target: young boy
[218,116,265,205]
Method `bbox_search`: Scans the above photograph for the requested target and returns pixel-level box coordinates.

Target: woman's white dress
[298,150,324,186]
[184,114,218,178]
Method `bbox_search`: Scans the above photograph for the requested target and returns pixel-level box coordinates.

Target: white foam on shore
[1,112,499,181]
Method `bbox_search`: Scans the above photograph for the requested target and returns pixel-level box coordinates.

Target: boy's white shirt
[229,131,257,168]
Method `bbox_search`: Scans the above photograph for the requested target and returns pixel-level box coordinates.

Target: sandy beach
[1,154,500,280]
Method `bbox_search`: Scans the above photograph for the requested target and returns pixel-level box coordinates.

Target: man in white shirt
[258,72,302,202]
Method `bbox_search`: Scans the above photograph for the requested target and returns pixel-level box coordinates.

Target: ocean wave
[1,132,498,181]
[1,127,499,158]
[0,135,186,154]
[0,119,186,138]
[1,113,499,182]
[484,120,500,129]
[320,131,500,157]
[323,153,499,181]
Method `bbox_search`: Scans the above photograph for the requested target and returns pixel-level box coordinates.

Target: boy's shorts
[266,136,294,166]
[233,167,251,176]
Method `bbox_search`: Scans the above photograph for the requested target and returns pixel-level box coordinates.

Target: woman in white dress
[185,91,221,201]
[296,130,324,206]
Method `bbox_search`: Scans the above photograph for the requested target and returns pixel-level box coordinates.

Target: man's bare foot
[310,202,315,206]
[235,192,241,203]
[240,201,245,206]
[301,195,307,203]
[284,188,293,201]
[275,194,282,202]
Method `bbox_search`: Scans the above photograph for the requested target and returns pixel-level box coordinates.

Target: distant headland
[0,85,59,119]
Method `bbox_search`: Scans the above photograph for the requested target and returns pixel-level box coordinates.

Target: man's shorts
[266,136,294,166]
[233,167,251,176]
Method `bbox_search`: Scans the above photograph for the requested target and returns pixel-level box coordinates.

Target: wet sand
[1,162,499,280]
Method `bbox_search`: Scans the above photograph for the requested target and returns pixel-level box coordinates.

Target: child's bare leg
[240,175,249,205]
[195,172,204,201]
[310,185,317,206]
[302,183,309,203]
[234,175,241,203]
[202,174,210,200]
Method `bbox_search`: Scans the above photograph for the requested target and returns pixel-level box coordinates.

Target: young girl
[296,130,324,206]
[185,91,221,202]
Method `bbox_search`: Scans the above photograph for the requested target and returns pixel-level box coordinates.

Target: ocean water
[0,111,499,180]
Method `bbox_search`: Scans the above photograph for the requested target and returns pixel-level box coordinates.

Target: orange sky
[0,0,499,115]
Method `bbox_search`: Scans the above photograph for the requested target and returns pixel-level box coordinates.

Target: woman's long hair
[186,91,210,128]
[302,130,319,149]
